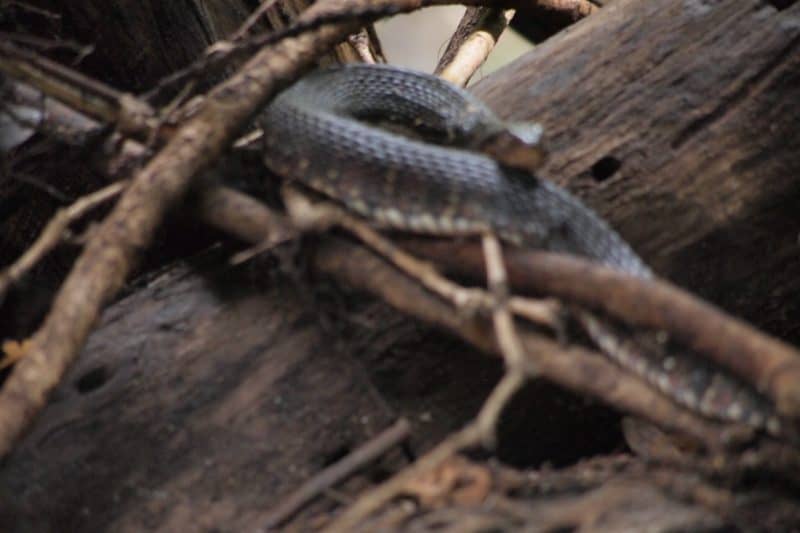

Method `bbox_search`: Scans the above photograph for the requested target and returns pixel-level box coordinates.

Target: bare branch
[264,418,411,529]
[402,240,800,422]
[0,181,128,301]
[435,7,514,86]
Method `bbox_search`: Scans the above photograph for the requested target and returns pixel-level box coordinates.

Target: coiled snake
[260,64,778,434]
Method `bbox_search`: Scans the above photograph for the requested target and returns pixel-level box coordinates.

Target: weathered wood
[0,257,404,531]
[2,0,800,531]
[474,0,800,342]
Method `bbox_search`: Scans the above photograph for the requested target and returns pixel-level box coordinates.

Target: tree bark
[474,0,800,342]
[1,0,799,531]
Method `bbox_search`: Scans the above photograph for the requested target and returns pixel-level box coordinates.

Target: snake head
[478,122,548,173]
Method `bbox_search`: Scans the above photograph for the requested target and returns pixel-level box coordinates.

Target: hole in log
[766,0,797,10]
[590,156,622,182]
[74,366,110,394]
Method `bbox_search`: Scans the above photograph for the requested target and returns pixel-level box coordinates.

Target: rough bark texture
[1,0,799,531]
[0,256,402,531]
[47,0,253,91]
[474,0,800,343]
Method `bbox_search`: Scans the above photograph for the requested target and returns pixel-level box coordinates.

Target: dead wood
[434,7,514,86]
[1,0,800,531]
[0,255,403,531]
[473,0,800,344]
[402,240,800,423]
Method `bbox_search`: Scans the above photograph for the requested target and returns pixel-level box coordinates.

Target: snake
[259,63,780,434]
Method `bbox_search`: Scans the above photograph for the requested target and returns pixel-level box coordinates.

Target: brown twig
[533,0,597,18]
[142,0,531,102]
[402,240,800,421]
[435,7,514,86]
[231,0,283,41]
[0,180,128,302]
[313,239,752,447]
[0,40,156,138]
[322,424,483,533]
[0,31,93,62]
[347,28,382,64]
[474,233,529,448]
[2,79,149,174]
[1,2,62,22]
[192,183,297,247]
[282,186,563,333]
[263,418,412,530]
[281,186,499,314]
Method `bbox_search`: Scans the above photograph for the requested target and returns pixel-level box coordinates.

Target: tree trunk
[474,0,800,342]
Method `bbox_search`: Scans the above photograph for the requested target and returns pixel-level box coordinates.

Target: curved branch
[401,239,800,421]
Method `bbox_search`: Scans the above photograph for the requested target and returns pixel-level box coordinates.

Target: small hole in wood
[766,0,796,10]
[590,156,622,182]
[75,366,109,394]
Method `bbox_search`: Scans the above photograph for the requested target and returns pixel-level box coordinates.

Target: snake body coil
[260,64,650,277]
[260,64,778,433]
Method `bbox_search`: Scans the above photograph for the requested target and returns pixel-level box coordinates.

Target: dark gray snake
[260,64,779,434]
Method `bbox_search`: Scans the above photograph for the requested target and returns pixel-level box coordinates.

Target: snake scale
[260,64,780,434]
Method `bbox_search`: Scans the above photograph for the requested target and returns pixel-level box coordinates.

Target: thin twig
[1,1,62,21]
[142,0,532,101]
[535,0,597,19]
[346,28,381,63]
[193,183,297,248]
[435,7,514,86]
[11,173,73,203]
[263,418,412,530]
[231,0,282,41]
[0,180,128,301]
[322,424,483,533]
[0,41,156,137]
[475,371,527,449]
[315,239,761,447]
[282,186,496,313]
[0,31,93,62]
[475,233,530,448]
[402,240,800,421]
[282,186,563,332]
